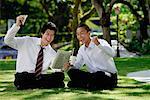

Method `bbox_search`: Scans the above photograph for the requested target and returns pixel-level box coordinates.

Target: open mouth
[79,40,85,44]
[46,39,51,43]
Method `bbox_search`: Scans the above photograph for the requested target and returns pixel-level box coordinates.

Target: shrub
[127,38,150,55]
[141,39,150,54]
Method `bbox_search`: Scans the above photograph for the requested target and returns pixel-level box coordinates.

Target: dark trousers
[14,72,65,90]
[67,69,117,90]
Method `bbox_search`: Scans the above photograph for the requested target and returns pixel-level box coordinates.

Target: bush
[141,39,150,54]
[127,38,142,52]
[127,38,150,55]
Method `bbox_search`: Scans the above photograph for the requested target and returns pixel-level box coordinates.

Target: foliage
[111,3,140,43]
[0,0,72,33]
[141,39,150,54]
[116,0,149,40]
[126,38,150,55]
[0,0,48,34]
[127,38,142,52]
[92,0,149,44]
[39,0,73,32]
[1,0,149,51]
[59,43,73,51]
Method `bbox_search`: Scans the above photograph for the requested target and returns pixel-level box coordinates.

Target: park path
[111,40,150,83]
[111,40,138,57]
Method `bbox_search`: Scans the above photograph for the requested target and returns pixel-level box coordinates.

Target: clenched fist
[92,36,100,46]
[16,15,28,26]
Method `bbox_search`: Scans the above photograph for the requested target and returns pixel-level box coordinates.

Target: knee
[67,69,79,76]
[14,79,25,90]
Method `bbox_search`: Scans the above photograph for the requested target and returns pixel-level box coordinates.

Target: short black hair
[41,22,57,34]
[77,23,91,32]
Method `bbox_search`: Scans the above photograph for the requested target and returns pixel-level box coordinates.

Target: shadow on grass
[142,84,150,90]
[23,88,117,100]
[0,81,15,92]
[117,76,150,91]
[125,91,150,96]
[0,80,115,100]
[1,79,150,99]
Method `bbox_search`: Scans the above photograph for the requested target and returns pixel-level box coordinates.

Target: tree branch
[80,6,96,23]
[39,0,53,21]
[106,0,116,13]
[92,0,104,18]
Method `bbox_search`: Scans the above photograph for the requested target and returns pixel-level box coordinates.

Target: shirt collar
[36,38,41,46]
[83,39,95,50]
[36,38,51,49]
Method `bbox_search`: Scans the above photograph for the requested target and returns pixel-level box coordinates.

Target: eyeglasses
[47,22,56,28]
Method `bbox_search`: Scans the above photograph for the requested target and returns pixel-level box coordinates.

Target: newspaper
[50,50,72,70]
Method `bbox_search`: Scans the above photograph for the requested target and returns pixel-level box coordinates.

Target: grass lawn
[0,57,150,100]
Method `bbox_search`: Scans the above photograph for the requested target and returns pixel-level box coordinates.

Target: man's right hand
[69,56,76,65]
[63,62,71,71]
[63,56,76,71]
[16,15,27,27]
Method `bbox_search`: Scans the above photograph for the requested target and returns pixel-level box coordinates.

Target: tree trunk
[72,0,81,55]
[92,0,111,45]
[100,13,111,45]
[139,0,149,40]
[102,26,111,44]
[139,20,148,40]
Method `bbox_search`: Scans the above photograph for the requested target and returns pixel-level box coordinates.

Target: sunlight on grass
[0,70,15,82]
[0,57,150,100]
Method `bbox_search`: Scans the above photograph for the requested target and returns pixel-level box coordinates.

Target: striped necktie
[35,47,44,77]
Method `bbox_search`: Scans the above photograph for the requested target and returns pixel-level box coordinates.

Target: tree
[39,0,72,32]
[92,0,149,45]
[116,0,150,41]
[71,0,96,54]
[92,0,117,45]
[0,0,23,19]
[71,0,81,55]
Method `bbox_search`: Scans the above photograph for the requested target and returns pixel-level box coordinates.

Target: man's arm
[4,15,26,49]
[63,48,84,71]
[92,36,116,57]
[73,49,85,69]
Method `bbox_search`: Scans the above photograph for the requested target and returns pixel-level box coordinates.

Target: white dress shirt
[73,39,117,74]
[4,24,57,74]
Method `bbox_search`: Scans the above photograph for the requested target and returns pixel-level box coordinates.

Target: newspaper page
[50,50,72,70]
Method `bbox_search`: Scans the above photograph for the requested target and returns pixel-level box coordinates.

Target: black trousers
[67,69,117,90]
[14,72,65,90]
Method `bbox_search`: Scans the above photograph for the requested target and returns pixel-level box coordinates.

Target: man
[64,24,118,90]
[4,15,65,90]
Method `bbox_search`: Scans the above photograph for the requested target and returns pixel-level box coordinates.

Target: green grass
[0,57,150,100]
